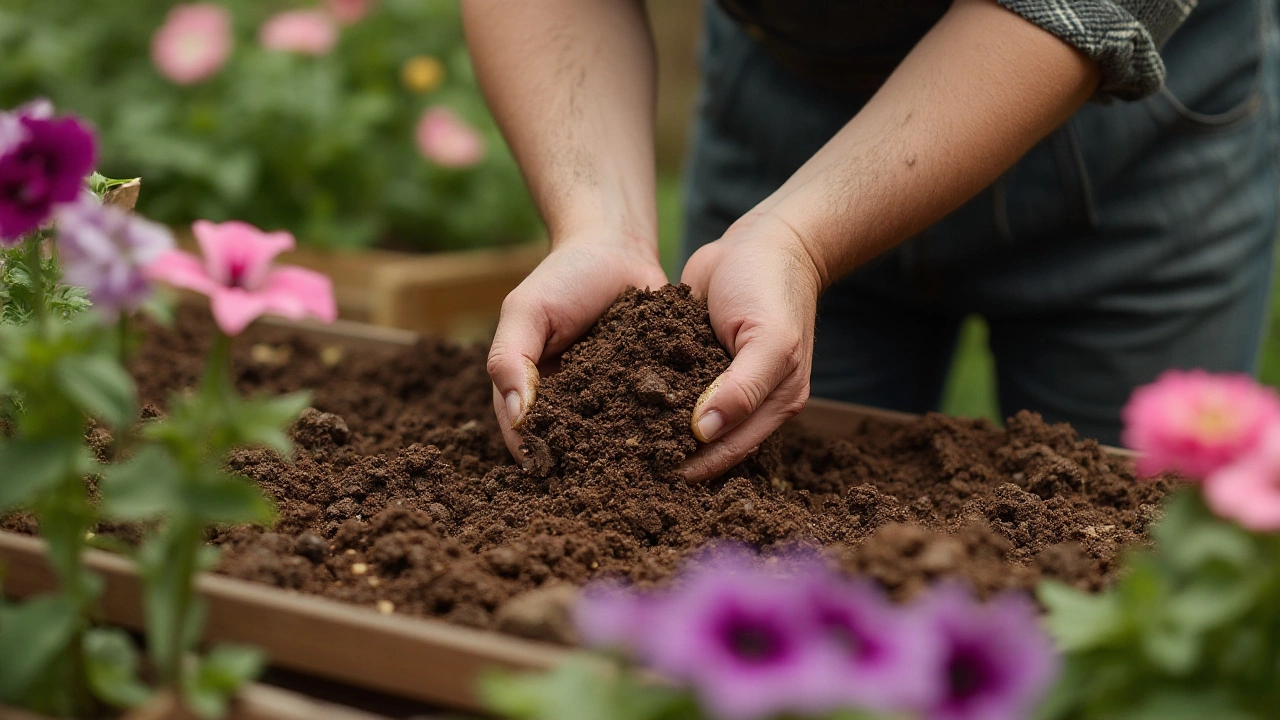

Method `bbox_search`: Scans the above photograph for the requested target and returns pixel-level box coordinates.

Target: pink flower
[151,4,234,85]
[415,107,485,168]
[1121,370,1280,480]
[1204,425,1280,531]
[146,220,336,336]
[326,0,375,25]
[259,10,338,57]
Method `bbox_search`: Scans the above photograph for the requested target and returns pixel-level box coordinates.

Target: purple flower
[0,105,96,243]
[807,577,941,712]
[640,547,832,720]
[54,195,173,316]
[919,585,1059,720]
[575,579,653,650]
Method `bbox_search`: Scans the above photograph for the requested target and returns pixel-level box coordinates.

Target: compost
[34,286,1175,643]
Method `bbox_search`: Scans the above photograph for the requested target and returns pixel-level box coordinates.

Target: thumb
[487,297,545,430]
[690,329,802,443]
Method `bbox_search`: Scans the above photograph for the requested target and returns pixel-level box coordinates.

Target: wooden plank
[0,533,567,712]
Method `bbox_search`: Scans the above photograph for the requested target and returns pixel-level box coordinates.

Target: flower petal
[145,249,222,295]
[258,266,337,324]
[210,287,269,336]
[192,219,295,288]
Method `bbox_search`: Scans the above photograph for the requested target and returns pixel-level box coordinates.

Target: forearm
[761,0,1100,289]
[461,0,659,250]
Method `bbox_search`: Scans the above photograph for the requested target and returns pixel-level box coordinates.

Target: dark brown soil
[38,287,1174,644]
[518,286,730,480]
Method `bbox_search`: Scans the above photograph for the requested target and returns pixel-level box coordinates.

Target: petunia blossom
[807,577,940,712]
[145,220,336,335]
[640,547,833,720]
[1122,369,1280,480]
[151,4,234,85]
[55,194,174,317]
[0,107,96,243]
[1204,424,1280,531]
[575,579,653,651]
[326,0,376,25]
[415,107,485,168]
[259,10,338,57]
[918,585,1058,720]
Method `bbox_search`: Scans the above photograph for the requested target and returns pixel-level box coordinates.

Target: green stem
[161,518,202,688]
[24,234,45,328]
[202,331,234,403]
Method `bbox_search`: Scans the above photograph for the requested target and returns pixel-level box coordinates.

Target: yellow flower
[401,56,445,93]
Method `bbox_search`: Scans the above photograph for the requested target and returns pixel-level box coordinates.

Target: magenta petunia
[918,585,1059,720]
[640,547,833,720]
[806,577,941,712]
[1122,369,1280,480]
[0,108,96,244]
[54,194,174,317]
[575,579,654,650]
[145,220,336,335]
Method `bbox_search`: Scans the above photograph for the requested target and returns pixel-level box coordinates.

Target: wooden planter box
[0,318,1135,714]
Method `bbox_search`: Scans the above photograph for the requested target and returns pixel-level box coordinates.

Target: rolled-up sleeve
[995,0,1198,100]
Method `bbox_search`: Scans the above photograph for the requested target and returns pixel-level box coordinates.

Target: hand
[488,237,669,462]
[679,212,823,482]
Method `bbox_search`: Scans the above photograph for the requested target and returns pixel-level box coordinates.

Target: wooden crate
[0,318,1136,713]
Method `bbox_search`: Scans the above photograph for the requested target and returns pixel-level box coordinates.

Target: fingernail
[694,410,725,443]
[505,391,524,429]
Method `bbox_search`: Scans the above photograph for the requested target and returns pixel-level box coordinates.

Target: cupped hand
[679,212,823,482]
[488,238,669,463]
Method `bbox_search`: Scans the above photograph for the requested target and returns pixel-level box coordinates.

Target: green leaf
[1039,581,1126,651]
[1119,689,1258,720]
[1165,573,1261,632]
[480,658,689,720]
[0,594,81,702]
[100,445,182,521]
[228,392,312,456]
[183,645,266,720]
[84,627,153,708]
[55,354,137,428]
[186,473,274,525]
[1141,619,1202,675]
[0,438,84,510]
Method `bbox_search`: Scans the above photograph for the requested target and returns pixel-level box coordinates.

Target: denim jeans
[681,0,1280,444]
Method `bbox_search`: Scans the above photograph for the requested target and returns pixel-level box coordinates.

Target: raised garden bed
[2,290,1169,713]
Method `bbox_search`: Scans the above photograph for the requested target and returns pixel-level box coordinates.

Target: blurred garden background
[2,0,1276,423]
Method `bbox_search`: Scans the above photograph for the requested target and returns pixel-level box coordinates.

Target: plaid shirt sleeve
[995,0,1198,99]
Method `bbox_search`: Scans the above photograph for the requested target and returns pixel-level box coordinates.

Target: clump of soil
[101,293,1173,643]
[518,285,728,479]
